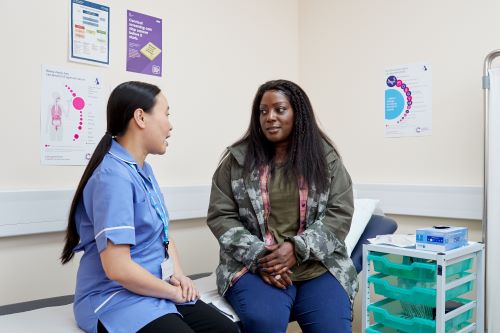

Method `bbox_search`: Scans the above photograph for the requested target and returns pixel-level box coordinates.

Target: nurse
[61,81,238,333]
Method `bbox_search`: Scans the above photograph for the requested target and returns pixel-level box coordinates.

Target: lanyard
[128,163,170,257]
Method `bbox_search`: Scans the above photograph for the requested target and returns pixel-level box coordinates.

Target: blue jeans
[225,272,352,333]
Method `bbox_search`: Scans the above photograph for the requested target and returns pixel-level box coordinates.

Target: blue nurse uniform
[73,140,178,333]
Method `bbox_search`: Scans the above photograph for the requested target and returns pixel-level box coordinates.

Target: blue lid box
[416,226,468,252]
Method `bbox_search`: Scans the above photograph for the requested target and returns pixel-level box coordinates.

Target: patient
[60,81,238,333]
[207,79,359,333]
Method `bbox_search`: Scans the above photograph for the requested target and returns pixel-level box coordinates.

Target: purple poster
[127,10,162,76]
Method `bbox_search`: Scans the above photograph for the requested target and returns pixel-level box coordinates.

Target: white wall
[0,0,299,305]
[298,0,500,186]
[297,1,496,331]
[0,0,299,190]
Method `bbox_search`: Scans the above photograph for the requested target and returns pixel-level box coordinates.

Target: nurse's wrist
[163,282,184,302]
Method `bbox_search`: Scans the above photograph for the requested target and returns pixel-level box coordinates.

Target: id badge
[161,257,174,281]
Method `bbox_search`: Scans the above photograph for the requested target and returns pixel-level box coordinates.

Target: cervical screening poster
[126,10,163,76]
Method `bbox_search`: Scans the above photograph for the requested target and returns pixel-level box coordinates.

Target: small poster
[126,10,163,76]
[41,65,105,165]
[384,63,432,137]
[69,0,110,65]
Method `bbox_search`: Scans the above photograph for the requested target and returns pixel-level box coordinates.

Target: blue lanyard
[128,163,170,256]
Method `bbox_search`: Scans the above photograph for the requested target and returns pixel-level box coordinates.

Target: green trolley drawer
[368,252,472,282]
[368,273,474,306]
[367,298,473,333]
[366,323,401,333]
[367,322,473,333]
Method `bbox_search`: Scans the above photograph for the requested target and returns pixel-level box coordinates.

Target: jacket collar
[227,141,248,166]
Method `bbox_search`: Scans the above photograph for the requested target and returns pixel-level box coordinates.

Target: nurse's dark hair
[61,81,161,264]
[228,79,335,193]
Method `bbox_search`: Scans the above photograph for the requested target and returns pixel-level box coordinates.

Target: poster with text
[69,0,110,66]
[41,65,105,165]
[384,63,432,137]
[126,10,162,76]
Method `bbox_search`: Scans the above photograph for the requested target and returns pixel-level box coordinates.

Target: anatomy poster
[384,63,432,137]
[69,0,110,65]
[41,65,105,165]
[126,10,163,76]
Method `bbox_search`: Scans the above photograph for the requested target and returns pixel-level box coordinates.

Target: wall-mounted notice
[41,65,105,165]
[126,10,162,76]
[70,0,110,65]
[384,63,432,137]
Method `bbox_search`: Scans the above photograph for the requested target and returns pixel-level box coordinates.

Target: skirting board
[0,184,481,237]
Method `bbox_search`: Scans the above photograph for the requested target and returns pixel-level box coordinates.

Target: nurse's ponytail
[61,81,161,264]
[60,133,112,264]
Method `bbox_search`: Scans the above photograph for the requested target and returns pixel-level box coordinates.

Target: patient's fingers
[269,276,286,289]
[280,272,293,287]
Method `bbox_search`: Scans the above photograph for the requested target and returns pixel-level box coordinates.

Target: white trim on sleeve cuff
[94,226,135,240]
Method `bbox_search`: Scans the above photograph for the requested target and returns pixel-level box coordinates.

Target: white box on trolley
[416,226,468,252]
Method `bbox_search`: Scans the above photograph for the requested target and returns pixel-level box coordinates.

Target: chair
[349,214,398,273]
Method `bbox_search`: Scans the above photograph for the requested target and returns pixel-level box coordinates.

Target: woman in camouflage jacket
[207,80,358,333]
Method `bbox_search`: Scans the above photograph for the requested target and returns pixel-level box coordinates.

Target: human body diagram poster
[384,63,432,137]
[70,0,110,65]
[41,65,105,165]
[126,10,163,76]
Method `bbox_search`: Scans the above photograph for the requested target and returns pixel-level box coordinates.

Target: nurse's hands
[169,274,200,302]
[169,285,188,303]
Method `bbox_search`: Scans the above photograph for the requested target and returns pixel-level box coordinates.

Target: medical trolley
[362,242,484,333]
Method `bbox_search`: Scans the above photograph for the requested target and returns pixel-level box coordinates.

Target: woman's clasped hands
[258,241,297,289]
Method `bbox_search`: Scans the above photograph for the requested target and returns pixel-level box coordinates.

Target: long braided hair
[231,79,335,193]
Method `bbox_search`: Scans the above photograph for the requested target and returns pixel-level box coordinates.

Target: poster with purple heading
[127,10,162,76]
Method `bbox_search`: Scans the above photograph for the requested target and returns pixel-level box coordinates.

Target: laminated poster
[127,10,162,76]
[41,65,105,165]
[69,0,110,66]
[385,63,432,137]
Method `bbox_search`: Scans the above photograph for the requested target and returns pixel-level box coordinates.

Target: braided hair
[232,79,335,193]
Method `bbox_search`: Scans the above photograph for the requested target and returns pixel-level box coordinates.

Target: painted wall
[297,1,496,331]
[0,0,299,190]
[0,0,299,305]
[298,0,500,186]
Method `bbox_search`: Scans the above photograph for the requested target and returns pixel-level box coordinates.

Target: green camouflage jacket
[207,140,359,302]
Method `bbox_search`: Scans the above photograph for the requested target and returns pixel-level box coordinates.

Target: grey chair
[350,214,398,273]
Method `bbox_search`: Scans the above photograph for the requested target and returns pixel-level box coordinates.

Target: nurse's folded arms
[60,81,238,333]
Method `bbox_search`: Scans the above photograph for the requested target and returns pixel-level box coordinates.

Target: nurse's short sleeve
[84,168,136,252]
